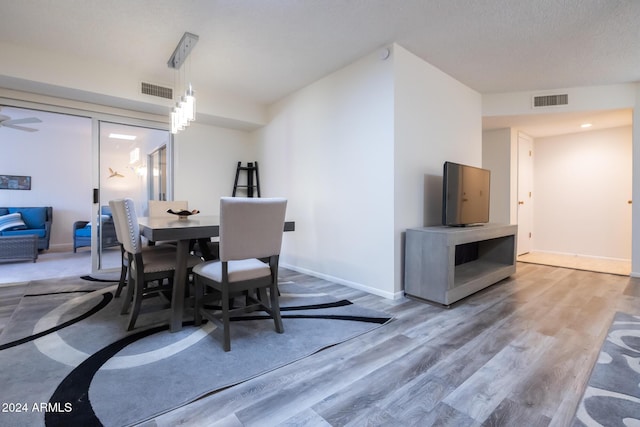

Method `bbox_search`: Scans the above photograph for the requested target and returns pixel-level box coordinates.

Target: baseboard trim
[279,263,403,300]
[523,249,630,263]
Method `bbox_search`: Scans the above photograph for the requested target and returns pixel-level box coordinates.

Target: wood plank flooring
[1,263,639,426]
[517,251,631,276]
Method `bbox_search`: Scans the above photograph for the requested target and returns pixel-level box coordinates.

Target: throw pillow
[0,212,27,232]
[9,207,46,229]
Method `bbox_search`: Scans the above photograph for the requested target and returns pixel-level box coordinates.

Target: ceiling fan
[0,112,42,132]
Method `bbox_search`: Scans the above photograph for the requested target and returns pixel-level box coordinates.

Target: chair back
[110,198,143,255]
[219,197,287,262]
[108,200,124,244]
[148,200,188,217]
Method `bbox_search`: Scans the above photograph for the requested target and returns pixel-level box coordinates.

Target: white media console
[404,223,517,306]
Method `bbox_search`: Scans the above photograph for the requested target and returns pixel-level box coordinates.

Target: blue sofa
[0,206,52,250]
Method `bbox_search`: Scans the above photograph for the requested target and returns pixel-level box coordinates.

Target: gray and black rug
[0,276,392,427]
[573,312,640,426]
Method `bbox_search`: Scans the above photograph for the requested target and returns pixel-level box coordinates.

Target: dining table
[137,215,295,332]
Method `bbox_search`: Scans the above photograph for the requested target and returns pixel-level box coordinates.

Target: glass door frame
[0,96,173,275]
[148,144,169,201]
[92,117,173,273]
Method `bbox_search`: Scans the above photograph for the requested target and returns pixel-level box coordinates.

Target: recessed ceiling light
[581,123,592,128]
[109,133,136,140]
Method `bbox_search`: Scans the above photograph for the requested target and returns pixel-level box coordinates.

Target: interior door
[517,133,533,255]
[93,121,171,273]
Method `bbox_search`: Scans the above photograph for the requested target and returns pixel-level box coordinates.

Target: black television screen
[442,161,490,226]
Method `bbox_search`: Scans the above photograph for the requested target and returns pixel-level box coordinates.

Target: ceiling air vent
[141,82,173,100]
[532,94,568,108]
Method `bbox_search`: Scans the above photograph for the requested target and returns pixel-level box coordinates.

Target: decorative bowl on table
[167,209,200,220]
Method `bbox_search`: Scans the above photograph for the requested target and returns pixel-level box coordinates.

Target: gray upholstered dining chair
[108,200,176,304]
[110,198,202,331]
[193,197,287,351]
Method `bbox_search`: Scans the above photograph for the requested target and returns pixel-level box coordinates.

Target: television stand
[404,224,517,306]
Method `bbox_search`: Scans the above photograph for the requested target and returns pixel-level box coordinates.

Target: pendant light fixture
[168,32,199,134]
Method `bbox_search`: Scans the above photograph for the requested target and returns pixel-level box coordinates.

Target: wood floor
[517,251,631,276]
[2,263,639,426]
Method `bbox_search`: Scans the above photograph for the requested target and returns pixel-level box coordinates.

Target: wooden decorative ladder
[232,161,261,197]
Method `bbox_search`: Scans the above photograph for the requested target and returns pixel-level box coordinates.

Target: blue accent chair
[73,206,119,252]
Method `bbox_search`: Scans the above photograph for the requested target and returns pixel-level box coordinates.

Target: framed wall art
[0,175,31,190]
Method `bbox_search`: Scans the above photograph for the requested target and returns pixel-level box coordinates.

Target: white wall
[393,45,482,292]
[252,45,482,297]
[0,104,254,251]
[0,42,489,294]
[533,126,632,260]
[484,82,639,273]
[0,109,92,249]
[173,122,255,215]
[254,48,396,298]
[0,41,267,129]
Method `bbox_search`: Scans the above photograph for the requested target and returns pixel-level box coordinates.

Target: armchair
[73,206,118,252]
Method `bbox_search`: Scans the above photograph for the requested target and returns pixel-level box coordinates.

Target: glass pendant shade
[185,84,196,122]
[171,109,178,134]
[168,32,198,134]
[171,86,196,133]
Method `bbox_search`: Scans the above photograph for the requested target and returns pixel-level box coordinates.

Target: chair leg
[221,285,231,352]
[127,273,145,331]
[270,283,284,333]
[121,269,135,315]
[193,276,203,326]
[114,264,127,298]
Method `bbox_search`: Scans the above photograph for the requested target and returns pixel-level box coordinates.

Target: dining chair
[110,198,203,330]
[108,200,176,303]
[193,197,287,351]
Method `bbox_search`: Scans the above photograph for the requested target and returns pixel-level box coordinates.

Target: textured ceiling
[0,1,638,134]
[1,0,638,104]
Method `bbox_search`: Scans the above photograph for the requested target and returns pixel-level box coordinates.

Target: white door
[517,133,533,255]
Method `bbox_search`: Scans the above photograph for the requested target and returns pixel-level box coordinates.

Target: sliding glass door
[94,121,172,272]
[148,145,168,201]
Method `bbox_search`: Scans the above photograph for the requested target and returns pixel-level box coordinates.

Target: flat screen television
[442,161,490,226]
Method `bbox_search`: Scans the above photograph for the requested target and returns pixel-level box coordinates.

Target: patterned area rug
[572,312,640,426]
[0,276,392,427]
